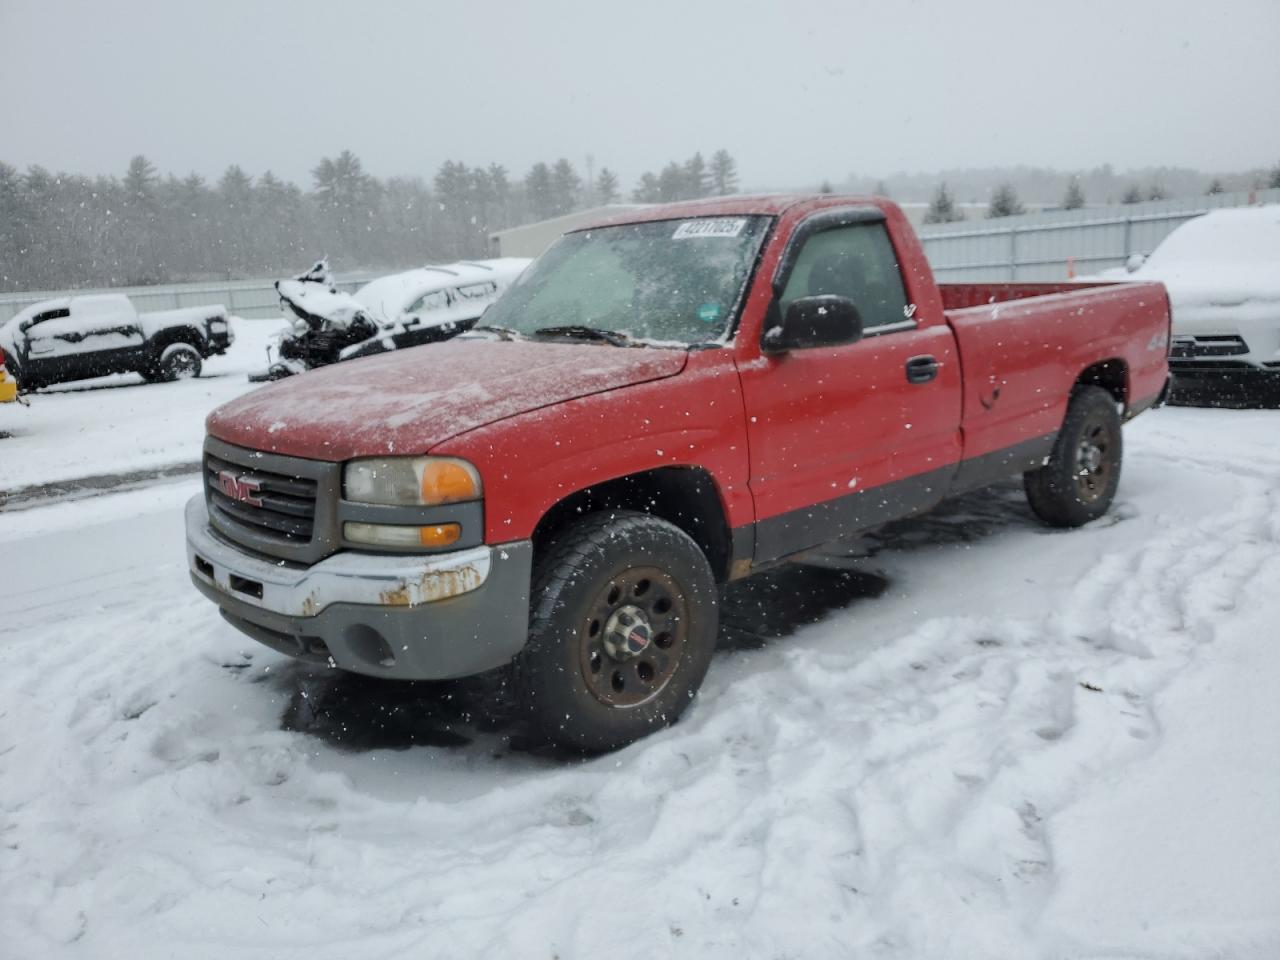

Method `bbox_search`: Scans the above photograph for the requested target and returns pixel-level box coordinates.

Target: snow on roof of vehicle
[4,298,68,330]
[2,293,133,336]
[1133,205,1280,305]
[352,258,530,319]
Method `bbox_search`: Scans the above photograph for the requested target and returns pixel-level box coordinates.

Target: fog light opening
[343,624,396,669]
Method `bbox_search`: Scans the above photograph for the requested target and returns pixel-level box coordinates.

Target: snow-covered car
[0,293,232,391]
[349,258,533,350]
[1122,206,1280,390]
[260,258,530,378]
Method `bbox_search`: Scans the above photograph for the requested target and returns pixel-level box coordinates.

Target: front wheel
[1024,385,1123,527]
[513,511,719,752]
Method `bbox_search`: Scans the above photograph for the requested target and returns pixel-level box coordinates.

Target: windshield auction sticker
[672,218,747,240]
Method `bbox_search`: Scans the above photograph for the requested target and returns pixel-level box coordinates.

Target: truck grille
[1169,334,1249,358]
[206,453,317,542]
[203,438,340,564]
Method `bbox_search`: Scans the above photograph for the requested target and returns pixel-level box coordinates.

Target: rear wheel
[146,342,202,383]
[513,511,719,752]
[1024,385,1123,527]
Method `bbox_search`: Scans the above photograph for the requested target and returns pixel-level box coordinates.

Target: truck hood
[206,339,689,461]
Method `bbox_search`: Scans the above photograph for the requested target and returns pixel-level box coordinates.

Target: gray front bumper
[185,496,532,680]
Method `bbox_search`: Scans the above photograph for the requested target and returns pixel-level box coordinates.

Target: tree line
[0,148,740,294]
[920,161,1280,224]
[846,162,1280,216]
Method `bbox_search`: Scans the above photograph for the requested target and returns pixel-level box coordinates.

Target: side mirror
[762,295,864,353]
[1125,253,1147,273]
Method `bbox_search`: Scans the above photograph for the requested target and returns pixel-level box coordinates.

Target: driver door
[737,216,963,561]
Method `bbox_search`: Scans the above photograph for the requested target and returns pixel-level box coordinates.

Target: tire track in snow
[2,417,1279,959]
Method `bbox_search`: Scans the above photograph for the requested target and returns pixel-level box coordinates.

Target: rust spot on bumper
[378,562,485,607]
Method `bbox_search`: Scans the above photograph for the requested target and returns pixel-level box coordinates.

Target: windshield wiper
[467,324,527,341]
[530,324,635,347]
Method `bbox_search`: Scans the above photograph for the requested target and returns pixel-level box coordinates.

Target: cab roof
[570,194,887,232]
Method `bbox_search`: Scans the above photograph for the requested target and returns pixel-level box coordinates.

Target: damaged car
[254,257,530,380]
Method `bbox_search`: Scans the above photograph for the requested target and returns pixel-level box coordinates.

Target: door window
[21,307,71,332]
[455,281,498,301]
[779,222,910,332]
[406,290,448,314]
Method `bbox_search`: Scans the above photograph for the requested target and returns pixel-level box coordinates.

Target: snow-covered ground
[1,392,1277,958]
[0,315,287,491]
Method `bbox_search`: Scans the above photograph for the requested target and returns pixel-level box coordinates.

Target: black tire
[146,342,203,383]
[513,511,719,752]
[1024,385,1123,527]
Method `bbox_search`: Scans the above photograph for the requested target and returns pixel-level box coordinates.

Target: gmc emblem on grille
[217,470,263,507]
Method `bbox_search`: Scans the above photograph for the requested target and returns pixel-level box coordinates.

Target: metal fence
[918,187,1280,282]
[0,273,384,326]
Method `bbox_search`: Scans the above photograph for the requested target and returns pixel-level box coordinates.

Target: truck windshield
[481,215,772,345]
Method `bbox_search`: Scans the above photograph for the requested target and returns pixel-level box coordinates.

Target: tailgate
[139,305,228,333]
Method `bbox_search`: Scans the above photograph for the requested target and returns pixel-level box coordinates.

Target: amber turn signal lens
[418,523,462,548]
[419,460,481,505]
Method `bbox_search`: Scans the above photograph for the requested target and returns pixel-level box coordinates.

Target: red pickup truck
[187,195,1170,751]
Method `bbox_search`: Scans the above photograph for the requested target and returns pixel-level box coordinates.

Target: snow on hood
[0,296,89,351]
[275,279,369,329]
[206,339,688,460]
[1132,206,1280,307]
[0,312,30,354]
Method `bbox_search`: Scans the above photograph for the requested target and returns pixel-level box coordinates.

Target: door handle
[905,355,940,384]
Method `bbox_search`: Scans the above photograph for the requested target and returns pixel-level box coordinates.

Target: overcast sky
[3,0,1278,190]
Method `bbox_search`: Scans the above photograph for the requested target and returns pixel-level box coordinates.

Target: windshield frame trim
[712,215,780,347]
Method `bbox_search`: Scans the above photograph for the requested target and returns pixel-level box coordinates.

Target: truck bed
[945,281,1170,466]
[938,281,1116,311]
[137,304,227,339]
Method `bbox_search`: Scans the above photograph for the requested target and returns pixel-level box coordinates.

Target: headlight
[343,457,482,506]
[209,319,228,332]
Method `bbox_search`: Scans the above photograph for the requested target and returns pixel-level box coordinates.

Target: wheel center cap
[1079,443,1103,473]
[602,604,652,661]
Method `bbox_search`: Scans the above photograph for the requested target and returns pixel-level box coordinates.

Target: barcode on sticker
[672,218,747,240]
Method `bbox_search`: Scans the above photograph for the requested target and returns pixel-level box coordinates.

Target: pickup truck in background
[0,293,232,391]
[186,195,1171,752]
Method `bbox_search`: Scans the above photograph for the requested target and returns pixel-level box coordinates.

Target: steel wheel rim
[1074,420,1112,501]
[578,565,687,708]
